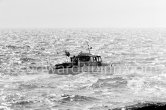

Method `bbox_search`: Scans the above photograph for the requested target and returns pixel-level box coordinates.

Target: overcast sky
[0,0,166,28]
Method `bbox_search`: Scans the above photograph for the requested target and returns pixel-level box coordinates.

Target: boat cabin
[70,52,102,66]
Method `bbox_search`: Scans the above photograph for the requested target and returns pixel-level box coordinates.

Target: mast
[86,41,92,53]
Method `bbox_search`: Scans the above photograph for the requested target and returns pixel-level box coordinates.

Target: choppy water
[1,28,166,110]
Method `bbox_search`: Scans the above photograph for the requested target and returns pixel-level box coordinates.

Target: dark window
[79,56,90,62]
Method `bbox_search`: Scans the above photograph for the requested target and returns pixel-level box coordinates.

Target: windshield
[98,56,102,62]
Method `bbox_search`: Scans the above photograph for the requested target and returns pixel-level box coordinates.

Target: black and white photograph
[0,0,166,110]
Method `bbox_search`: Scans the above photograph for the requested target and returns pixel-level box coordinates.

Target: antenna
[86,41,92,53]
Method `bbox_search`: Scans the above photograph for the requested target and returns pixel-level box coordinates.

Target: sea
[0,28,166,110]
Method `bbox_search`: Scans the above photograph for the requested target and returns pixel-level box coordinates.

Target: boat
[49,43,111,75]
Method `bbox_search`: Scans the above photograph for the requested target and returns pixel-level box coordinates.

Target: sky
[0,0,166,28]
